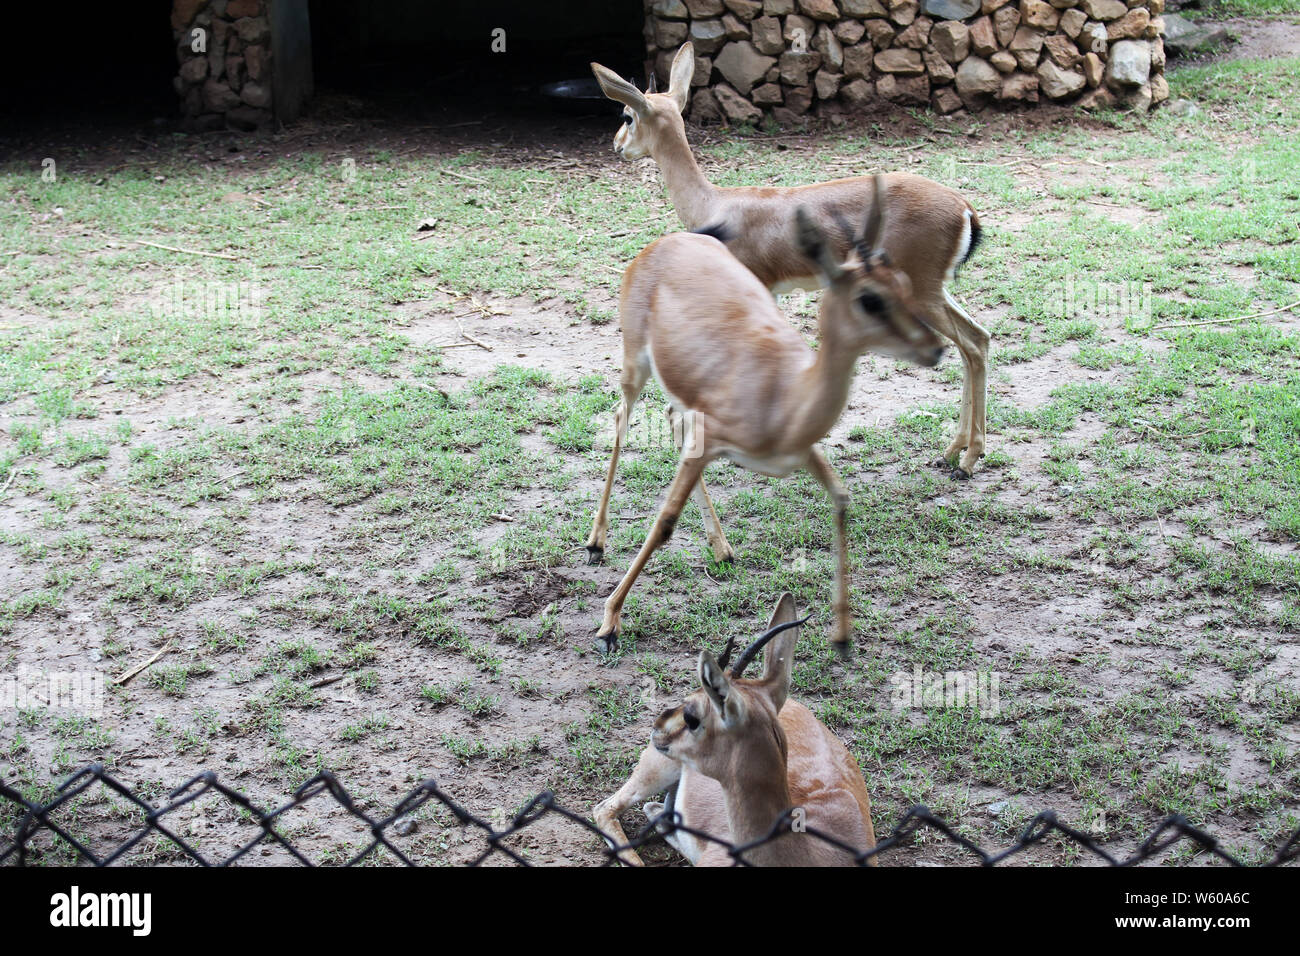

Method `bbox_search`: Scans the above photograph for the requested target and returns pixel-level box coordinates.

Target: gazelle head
[590,43,695,162]
[650,594,805,780]
[795,178,947,368]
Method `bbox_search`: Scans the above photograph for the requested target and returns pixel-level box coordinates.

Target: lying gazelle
[593,593,877,866]
[585,182,944,654]
[591,43,990,478]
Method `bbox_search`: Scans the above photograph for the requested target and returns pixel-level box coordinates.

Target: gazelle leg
[586,380,642,564]
[938,348,973,468]
[924,290,990,479]
[666,405,735,564]
[594,450,711,653]
[805,446,853,658]
[592,745,682,867]
[944,290,990,479]
[693,479,735,564]
[917,296,972,472]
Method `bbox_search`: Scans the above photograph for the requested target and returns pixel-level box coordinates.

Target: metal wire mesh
[3,763,1297,866]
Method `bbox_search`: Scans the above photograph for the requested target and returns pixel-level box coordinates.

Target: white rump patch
[945,209,973,283]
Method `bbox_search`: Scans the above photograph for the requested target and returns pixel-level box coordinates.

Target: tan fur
[592,45,991,477]
[586,215,944,654]
[592,594,877,866]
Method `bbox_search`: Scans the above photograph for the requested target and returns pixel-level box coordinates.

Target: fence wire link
[2,763,1297,867]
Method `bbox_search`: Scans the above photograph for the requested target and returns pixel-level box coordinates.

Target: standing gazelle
[593,593,877,866]
[586,181,944,655]
[591,43,990,478]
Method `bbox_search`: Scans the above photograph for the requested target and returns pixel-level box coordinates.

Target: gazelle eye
[858,290,886,314]
[683,708,700,731]
[621,114,632,127]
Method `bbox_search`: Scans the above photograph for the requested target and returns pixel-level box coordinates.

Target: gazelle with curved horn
[592,593,877,866]
[585,187,945,654]
[591,43,990,478]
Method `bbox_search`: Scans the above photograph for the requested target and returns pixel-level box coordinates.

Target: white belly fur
[771,275,823,296]
[720,446,809,477]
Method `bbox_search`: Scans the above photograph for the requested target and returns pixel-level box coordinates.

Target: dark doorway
[0,1,177,133]
[307,0,645,122]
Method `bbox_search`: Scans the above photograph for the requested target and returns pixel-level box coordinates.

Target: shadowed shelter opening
[0,1,176,132]
[307,0,645,121]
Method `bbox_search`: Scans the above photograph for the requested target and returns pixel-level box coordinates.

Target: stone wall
[645,0,1168,123]
[172,0,276,131]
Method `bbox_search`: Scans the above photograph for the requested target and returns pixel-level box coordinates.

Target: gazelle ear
[860,174,887,254]
[667,43,695,113]
[591,62,649,115]
[794,206,843,283]
[760,594,800,713]
[698,650,734,718]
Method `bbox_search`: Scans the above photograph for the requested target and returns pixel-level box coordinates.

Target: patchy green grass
[1206,0,1300,17]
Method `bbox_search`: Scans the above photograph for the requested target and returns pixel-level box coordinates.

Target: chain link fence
[3,763,1297,867]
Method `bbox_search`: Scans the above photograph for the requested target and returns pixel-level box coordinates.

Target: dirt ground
[1208,16,1300,60]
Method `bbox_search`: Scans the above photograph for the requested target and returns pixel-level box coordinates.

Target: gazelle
[585,182,944,655]
[593,593,877,866]
[591,43,990,478]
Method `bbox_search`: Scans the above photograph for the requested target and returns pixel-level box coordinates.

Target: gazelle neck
[786,307,862,444]
[719,745,804,866]
[651,124,718,230]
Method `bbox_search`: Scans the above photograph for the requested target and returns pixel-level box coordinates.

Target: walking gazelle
[586,180,945,655]
[591,43,990,478]
[593,593,877,866]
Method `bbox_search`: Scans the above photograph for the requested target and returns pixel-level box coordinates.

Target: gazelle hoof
[832,640,852,661]
[950,467,971,481]
[585,545,604,566]
[594,631,618,655]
